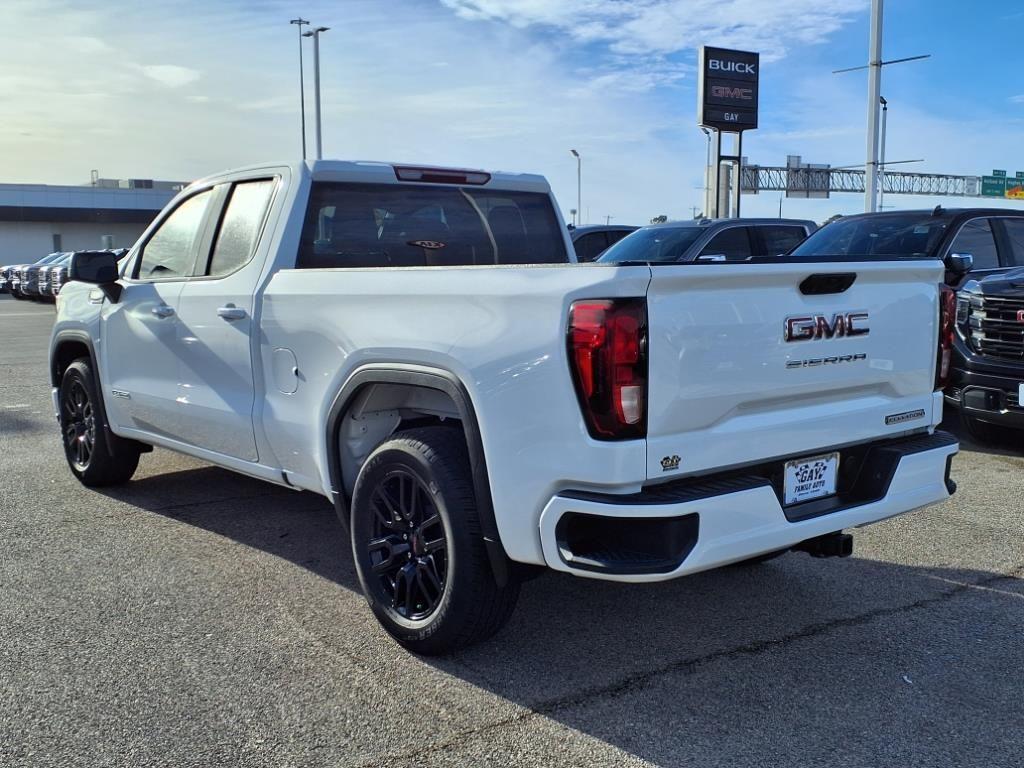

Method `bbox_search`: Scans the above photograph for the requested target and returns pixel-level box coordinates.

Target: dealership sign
[698,46,759,131]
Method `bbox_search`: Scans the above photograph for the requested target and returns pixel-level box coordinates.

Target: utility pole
[302,26,329,160]
[833,2,928,213]
[570,149,581,226]
[864,0,883,213]
[289,18,309,159]
[605,215,613,225]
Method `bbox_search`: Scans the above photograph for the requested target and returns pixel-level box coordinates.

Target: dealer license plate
[783,452,839,505]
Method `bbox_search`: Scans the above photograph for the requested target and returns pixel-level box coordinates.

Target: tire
[59,358,140,487]
[731,548,789,567]
[351,426,520,655]
[961,410,1003,445]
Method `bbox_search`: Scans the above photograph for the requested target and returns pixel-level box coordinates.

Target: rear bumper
[538,431,958,582]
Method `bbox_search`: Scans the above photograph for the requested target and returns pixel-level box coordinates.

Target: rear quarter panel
[259,263,651,565]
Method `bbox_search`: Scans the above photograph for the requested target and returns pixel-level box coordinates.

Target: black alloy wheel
[62,378,96,472]
[58,357,141,486]
[365,468,449,621]
[350,427,520,654]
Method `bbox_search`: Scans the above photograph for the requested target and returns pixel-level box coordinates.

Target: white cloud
[441,0,866,60]
[1010,94,1024,104]
[136,64,201,88]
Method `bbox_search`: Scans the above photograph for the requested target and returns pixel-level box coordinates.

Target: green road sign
[982,176,1007,196]
[1017,171,1024,179]
[993,169,1007,177]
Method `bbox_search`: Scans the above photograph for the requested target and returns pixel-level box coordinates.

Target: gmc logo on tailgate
[784,312,870,342]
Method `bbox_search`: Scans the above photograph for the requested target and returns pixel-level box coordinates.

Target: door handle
[151,304,175,319]
[217,305,247,321]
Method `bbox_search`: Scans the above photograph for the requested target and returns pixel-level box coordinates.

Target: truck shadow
[98,463,1023,767]
[941,412,1023,457]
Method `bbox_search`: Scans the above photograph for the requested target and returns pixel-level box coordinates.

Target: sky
[1,0,1023,224]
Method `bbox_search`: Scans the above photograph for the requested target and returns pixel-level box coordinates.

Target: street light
[569,149,581,226]
[302,25,330,160]
[289,18,309,159]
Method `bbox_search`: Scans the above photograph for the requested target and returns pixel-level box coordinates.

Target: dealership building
[0,178,186,262]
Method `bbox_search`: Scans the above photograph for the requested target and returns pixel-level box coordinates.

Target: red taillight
[392,165,491,185]
[568,299,647,439]
[936,285,955,390]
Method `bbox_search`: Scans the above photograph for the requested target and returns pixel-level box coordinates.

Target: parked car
[790,208,1024,442]
[950,270,1024,441]
[38,254,70,301]
[598,218,816,264]
[51,160,957,654]
[570,224,639,262]
[14,253,68,299]
[0,264,12,293]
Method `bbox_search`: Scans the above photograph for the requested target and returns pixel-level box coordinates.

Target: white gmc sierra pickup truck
[50,160,959,654]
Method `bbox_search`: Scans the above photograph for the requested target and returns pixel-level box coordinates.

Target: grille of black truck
[966,294,1024,361]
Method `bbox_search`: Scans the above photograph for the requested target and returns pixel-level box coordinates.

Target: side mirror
[945,252,973,276]
[69,250,119,283]
[69,250,121,301]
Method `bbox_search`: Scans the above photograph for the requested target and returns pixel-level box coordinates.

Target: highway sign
[982,176,1007,197]
[993,169,1007,177]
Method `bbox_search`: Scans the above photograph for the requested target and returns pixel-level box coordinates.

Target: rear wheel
[351,427,519,655]
[59,358,140,486]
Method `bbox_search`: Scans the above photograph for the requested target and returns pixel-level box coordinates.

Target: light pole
[569,208,577,227]
[569,149,581,226]
[302,25,329,160]
[864,0,883,213]
[833,0,928,213]
[605,215,613,225]
[879,96,888,210]
[289,18,309,159]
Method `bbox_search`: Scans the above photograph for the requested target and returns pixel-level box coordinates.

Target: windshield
[791,214,949,258]
[35,253,65,265]
[598,226,704,263]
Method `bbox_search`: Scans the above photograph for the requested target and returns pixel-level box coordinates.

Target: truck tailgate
[644,260,943,480]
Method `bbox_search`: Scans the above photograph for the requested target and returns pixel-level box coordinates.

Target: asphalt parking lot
[1,294,1022,768]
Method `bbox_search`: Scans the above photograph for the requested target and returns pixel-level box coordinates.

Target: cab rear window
[296,182,569,268]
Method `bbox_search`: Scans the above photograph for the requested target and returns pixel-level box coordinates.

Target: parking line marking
[923,574,1024,601]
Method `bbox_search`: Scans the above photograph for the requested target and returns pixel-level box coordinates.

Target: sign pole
[714,130,723,218]
[735,132,743,217]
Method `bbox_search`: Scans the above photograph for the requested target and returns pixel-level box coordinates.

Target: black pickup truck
[790,207,1024,442]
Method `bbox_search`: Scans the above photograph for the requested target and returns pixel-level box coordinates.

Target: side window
[135,190,213,280]
[296,182,569,268]
[999,219,1024,266]
[206,180,275,277]
[699,227,753,261]
[574,232,609,262]
[948,218,999,270]
[759,225,807,256]
[605,230,632,247]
